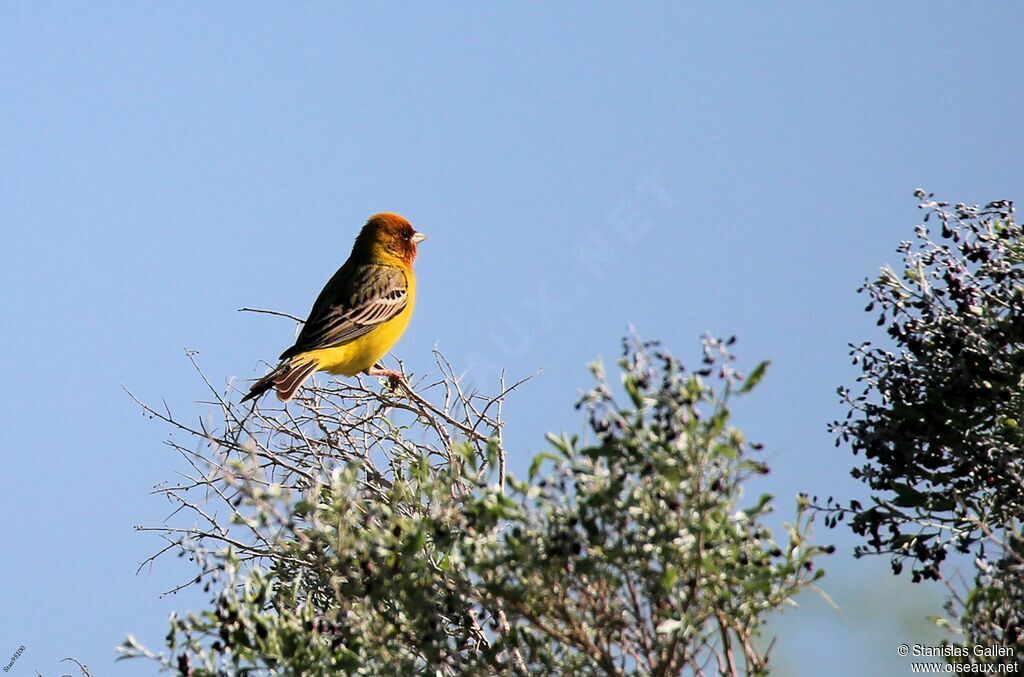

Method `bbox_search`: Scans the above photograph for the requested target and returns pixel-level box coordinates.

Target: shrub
[122,336,827,675]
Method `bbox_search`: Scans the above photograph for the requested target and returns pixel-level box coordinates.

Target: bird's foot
[366,367,405,390]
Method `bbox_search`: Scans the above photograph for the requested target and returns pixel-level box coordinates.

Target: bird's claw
[368,368,405,390]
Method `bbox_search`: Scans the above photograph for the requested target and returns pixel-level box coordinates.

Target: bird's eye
[404,232,412,241]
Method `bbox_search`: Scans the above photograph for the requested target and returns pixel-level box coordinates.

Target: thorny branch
[129,348,530,647]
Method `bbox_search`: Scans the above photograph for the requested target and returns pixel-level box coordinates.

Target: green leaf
[456,442,478,470]
[712,443,738,459]
[660,566,679,591]
[740,360,770,393]
[529,452,561,481]
[742,493,774,518]
[889,483,927,508]
[411,455,430,482]
[623,375,644,407]
[403,529,427,556]
[545,432,576,458]
[485,437,502,471]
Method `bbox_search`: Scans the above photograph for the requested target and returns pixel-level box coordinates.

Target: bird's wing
[280,262,409,359]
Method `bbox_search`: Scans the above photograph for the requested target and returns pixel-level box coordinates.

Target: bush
[826,192,1023,660]
[121,336,828,675]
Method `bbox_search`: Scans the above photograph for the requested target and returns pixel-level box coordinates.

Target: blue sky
[2,3,1021,675]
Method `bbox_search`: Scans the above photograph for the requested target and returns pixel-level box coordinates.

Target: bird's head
[355,212,427,266]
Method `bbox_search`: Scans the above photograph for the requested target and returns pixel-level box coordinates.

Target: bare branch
[238,306,306,323]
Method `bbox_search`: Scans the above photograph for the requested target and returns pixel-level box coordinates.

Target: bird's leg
[366,365,405,389]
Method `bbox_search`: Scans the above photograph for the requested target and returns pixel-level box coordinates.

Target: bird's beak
[412,232,428,244]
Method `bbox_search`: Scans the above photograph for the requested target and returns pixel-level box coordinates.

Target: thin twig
[238,307,305,323]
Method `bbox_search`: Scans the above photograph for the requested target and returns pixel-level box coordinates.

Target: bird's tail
[242,357,318,403]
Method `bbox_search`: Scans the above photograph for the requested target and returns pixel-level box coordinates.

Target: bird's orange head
[354,212,427,266]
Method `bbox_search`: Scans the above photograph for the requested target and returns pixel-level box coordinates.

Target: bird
[242,212,426,402]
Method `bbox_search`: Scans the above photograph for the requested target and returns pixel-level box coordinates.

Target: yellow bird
[243,213,426,402]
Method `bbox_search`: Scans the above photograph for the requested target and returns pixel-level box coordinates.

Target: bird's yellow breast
[301,277,416,377]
